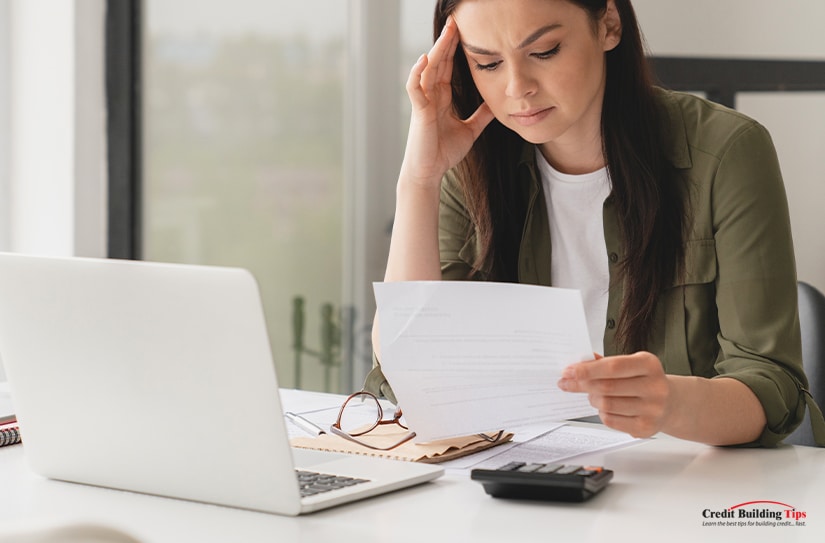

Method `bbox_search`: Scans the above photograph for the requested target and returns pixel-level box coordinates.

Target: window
[135,1,437,393]
[142,0,349,393]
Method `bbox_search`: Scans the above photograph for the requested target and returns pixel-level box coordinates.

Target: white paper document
[374,281,598,442]
[442,425,644,471]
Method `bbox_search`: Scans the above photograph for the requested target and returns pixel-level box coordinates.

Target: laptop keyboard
[296,470,370,497]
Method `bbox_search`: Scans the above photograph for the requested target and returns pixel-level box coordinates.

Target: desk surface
[1,393,823,543]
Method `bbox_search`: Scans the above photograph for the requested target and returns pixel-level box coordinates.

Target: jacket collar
[517,139,539,178]
[656,87,693,169]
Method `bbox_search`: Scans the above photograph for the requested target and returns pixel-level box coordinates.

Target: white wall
[0,0,105,382]
[0,2,10,253]
[7,0,106,257]
[634,0,825,294]
[73,0,108,257]
[634,0,825,60]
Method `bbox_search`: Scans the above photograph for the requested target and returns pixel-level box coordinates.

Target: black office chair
[784,281,825,446]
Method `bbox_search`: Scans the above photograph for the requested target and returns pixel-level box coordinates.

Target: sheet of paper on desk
[0,382,14,421]
[374,281,597,442]
[441,425,645,471]
[282,400,385,440]
[279,388,347,415]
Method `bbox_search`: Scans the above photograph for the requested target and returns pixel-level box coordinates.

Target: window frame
[651,57,825,108]
[105,0,142,260]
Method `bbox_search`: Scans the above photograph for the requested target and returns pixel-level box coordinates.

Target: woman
[367,0,823,447]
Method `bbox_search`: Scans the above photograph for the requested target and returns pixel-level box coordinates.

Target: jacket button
[606,318,616,329]
[609,252,619,263]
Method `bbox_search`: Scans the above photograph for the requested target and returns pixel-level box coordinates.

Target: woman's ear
[602,0,622,52]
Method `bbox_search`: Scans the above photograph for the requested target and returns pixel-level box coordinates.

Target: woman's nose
[505,66,538,99]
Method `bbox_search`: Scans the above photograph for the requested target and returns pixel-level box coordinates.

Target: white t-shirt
[535,148,611,354]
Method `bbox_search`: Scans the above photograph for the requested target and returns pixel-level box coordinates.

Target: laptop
[0,252,442,515]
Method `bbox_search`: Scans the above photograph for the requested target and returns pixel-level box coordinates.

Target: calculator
[470,462,613,502]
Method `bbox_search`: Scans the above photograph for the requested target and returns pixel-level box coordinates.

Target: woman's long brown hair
[432,0,687,353]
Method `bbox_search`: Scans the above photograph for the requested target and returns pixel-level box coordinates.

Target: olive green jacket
[369,90,824,447]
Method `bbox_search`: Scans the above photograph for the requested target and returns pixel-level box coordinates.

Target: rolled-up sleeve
[710,121,807,446]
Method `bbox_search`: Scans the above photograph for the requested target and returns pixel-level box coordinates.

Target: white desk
[1,392,823,543]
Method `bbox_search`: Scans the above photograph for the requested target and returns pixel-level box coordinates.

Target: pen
[285,411,326,437]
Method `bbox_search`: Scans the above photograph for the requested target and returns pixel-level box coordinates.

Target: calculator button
[554,465,583,475]
[575,469,598,477]
[516,463,545,472]
[535,463,563,473]
[498,462,526,471]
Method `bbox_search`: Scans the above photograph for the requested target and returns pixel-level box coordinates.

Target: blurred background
[0,0,823,392]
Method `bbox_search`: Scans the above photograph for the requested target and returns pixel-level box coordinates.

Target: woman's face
[453,0,620,168]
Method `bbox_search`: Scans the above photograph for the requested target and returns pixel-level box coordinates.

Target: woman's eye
[474,61,501,71]
[534,45,561,59]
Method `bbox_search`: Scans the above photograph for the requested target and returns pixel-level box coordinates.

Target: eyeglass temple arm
[477,430,504,442]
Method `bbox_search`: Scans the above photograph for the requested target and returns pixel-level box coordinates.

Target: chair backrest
[785,281,825,446]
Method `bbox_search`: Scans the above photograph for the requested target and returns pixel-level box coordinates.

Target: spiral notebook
[0,422,21,447]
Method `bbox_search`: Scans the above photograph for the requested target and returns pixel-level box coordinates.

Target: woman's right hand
[401,17,494,188]
[378,19,492,345]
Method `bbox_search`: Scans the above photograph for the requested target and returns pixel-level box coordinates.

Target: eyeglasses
[330,390,506,451]
[330,390,416,451]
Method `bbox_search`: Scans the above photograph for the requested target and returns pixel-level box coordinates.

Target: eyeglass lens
[337,391,384,436]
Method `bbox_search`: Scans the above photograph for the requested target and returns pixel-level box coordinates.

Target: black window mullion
[651,57,825,110]
[105,0,142,260]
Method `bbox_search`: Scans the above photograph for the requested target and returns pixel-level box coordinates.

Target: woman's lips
[510,107,554,126]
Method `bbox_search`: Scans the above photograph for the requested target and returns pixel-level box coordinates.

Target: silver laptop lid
[0,253,304,515]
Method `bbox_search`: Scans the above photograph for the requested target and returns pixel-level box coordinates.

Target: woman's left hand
[557,352,673,438]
